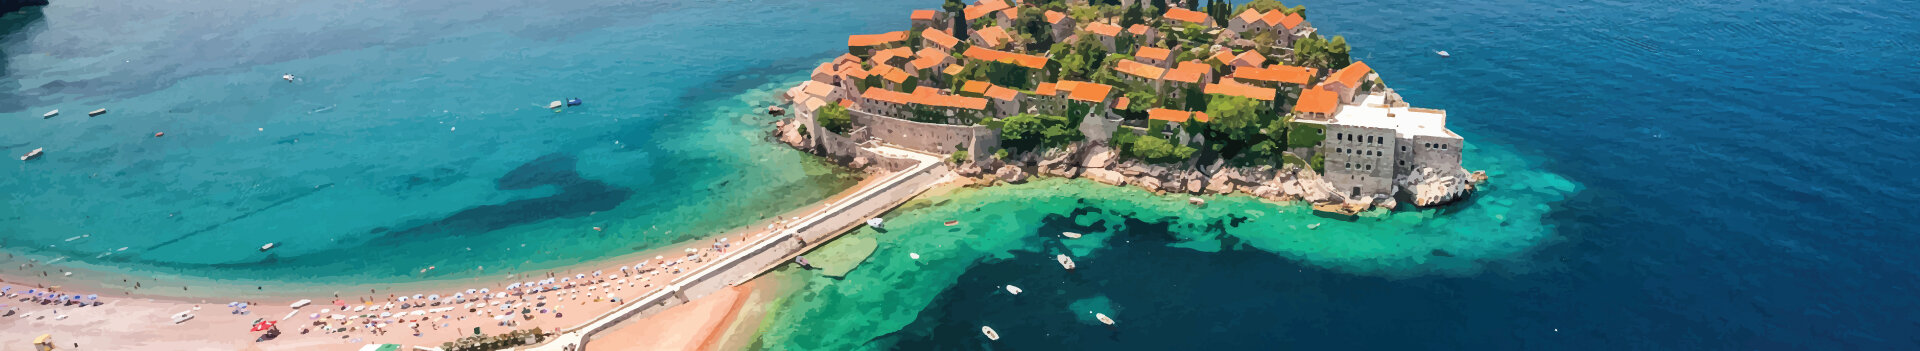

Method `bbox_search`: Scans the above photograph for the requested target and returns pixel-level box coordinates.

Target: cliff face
[1,0,49,14]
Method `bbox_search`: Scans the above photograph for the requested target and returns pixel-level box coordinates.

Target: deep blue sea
[4,0,1920,349]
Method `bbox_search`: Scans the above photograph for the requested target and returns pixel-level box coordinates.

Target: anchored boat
[42,110,57,118]
[1061,232,1082,239]
[20,148,43,161]
[1056,254,1075,270]
[1436,50,1451,58]
[981,326,1000,340]
[1096,313,1114,325]
[1005,285,1022,295]
[260,243,277,252]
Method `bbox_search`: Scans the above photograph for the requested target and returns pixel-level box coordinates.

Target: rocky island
[776,0,1484,214]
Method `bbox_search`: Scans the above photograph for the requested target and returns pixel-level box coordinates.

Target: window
[1336,148,1343,153]
[1398,160,1405,166]
[1401,146,1408,152]
[1442,144,1449,150]
[1365,165,1372,170]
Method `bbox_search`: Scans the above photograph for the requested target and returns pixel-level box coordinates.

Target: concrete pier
[530,145,948,351]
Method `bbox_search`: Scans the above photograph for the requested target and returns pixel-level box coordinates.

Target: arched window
[1442,144,1449,150]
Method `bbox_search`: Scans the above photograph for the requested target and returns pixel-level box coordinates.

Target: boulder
[955,162,984,177]
[1083,146,1117,169]
[994,165,1029,183]
[849,156,871,170]
[1204,171,1237,194]
[1132,176,1162,192]
[1083,168,1127,186]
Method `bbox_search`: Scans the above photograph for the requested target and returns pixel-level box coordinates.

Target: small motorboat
[1188,197,1206,206]
[88,108,107,117]
[20,148,43,161]
[42,110,58,118]
[1056,254,1075,270]
[909,252,921,260]
[866,218,884,229]
[943,220,959,226]
[260,243,277,252]
[566,98,583,107]
[981,326,999,341]
[283,74,296,82]
[1307,223,1322,230]
[1005,285,1022,295]
[1435,50,1450,58]
[766,106,785,116]
[1096,313,1114,325]
[1061,232,1082,239]
[548,101,564,109]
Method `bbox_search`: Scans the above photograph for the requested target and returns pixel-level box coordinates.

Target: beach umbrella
[412,310,425,316]
[466,288,478,294]
[412,294,424,300]
[655,256,664,260]
[479,288,490,294]
[2,286,10,293]
[87,294,97,301]
[560,278,570,283]
[250,320,277,332]
[576,273,587,279]
[428,294,440,300]
[380,312,392,317]
[592,270,601,277]
[506,283,519,290]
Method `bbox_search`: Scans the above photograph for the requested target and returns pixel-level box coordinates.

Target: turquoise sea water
[0,0,929,287]
[4,0,1920,348]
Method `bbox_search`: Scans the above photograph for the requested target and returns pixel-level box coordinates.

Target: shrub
[816,104,853,135]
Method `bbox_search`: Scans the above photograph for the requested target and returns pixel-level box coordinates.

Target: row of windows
[1335,132,1387,145]
[1424,143,1450,150]
[1343,162,1374,171]
[1335,147,1383,157]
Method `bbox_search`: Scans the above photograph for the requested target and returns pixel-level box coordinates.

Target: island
[775,0,1484,214]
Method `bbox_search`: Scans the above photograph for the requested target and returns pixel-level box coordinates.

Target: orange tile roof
[848,31,908,47]
[1259,10,1288,27]
[1294,88,1340,114]
[984,85,1019,100]
[1209,50,1236,64]
[1034,82,1058,96]
[1148,108,1204,123]
[1085,22,1123,37]
[908,47,951,71]
[1114,59,1167,80]
[812,62,837,77]
[961,80,992,94]
[943,64,966,76]
[1192,111,1211,122]
[1235,9,1264,24]
[1233,50,1267,66]
[1055,80,1080,92]
[862,86,989,110]
[1134,46,1172,61]
[1128,24,1151,36]
[1114,96,1130,110]
[999,7,1019,20]
[1279,12,1305,29]
[839,65,870,79]
[963,0,1011,20]
[1330,61,1372,88]
[872,46,913,64]
[838,99,854,108]
[1045,10,1067,24]
[1204,81,1276,101]
[1162,61,1209,83]
[1233,65,1316,85]
[911,10,937,21]
[962,46,1050,69]
[1060,80,1114,103]
[834,53,861,66]
[975,26,1013,48]
[868,65,912,83]
[802,81,837,97]
[921,27,960,49]
[1163,8,1210,25]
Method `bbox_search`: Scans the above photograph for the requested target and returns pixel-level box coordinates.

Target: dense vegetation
[816,103,852,135]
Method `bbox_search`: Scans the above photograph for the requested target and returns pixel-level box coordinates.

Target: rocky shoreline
[770,117,1486,214]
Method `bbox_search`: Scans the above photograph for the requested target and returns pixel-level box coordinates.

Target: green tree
[1151,0,1168,13]
[1292,35,1352,70]
[1205,95,1260,141]
[944,0,969,41]
[1126,135,1197,164]
[816,103,853,135]
[999,113,1083,152]
[1121,5,1146,28]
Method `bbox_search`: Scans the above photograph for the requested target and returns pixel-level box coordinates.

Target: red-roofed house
[1064,81,1115,104]
[1319,61,1374,104]
[1291,88,1339,121]
[848,31,908,55]
[961,46,1053,84]
[921,27,960,51]
[1162,8,1215,28]
[1084,22,1123,51]
[963,0,1015,29]
[972,26,1014,49]
[1127,24,1158,45]
[1134,46,1174,67]
[911,10,941,30]
[1231,50,1267,68]
[908,47,955,76]
[871,46,913,67]
[1205,80,1278,107]
[1045,10,1076,40]
[1227,10,1312,48]
[1230,64,1316,102]
[1114,59,1168,88]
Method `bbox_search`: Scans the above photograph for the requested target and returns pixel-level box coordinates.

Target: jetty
[530,144,948,350]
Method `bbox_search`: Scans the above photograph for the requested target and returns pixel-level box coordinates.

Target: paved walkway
[528,145,946,350]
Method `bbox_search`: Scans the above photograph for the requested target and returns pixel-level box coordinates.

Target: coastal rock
[957,162,984,177]
[1184,178,1204,193]
[1084,168,1127,186]
[850,156,872,170]
[994,165,1028,183]
[1131,175,1162,192]
[775,119,808,149]
[1397,166,1475,207]
[1083,145,1117,169]
[1205,171,1237,194]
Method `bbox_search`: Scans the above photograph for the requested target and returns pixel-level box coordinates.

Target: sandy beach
[0,170,897,350]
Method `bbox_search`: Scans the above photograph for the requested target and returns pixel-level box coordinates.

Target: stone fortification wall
[1078,116,1124,144]
[850,109,999,162]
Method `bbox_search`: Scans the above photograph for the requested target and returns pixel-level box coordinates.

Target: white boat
[909,252,920,260]
[866,217,884,229]
[548,101,564,109]
[1188,197,1206,206]
[282,74,296,82]
[260,243,276,252]
[42,110,57,118]
[1096,313,1114,325]
[1005,285,1022,295]
[88,108,107,117]
[1056,254,1075,270]
[20,148,43,161]
[1061,232,1082,239]
[1436,50,1451,58]
[1307,223,1322,230]
[981,326,1000,340]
